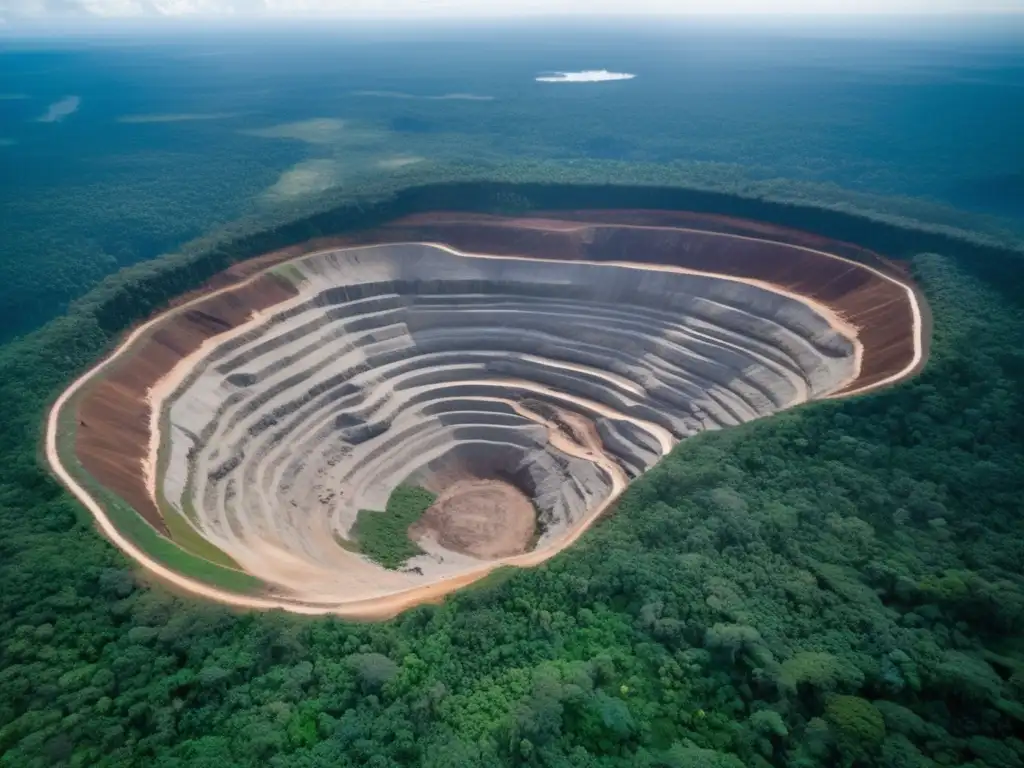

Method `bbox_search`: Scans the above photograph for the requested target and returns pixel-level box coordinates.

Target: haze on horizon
[2,0,1022,21]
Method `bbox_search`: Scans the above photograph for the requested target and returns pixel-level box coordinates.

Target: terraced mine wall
[353,213,919,394]
[75,273,299,534]
[59,205,925,610]
[46,176,1024,614]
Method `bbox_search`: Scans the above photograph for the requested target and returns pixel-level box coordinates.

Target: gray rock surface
[157,243,857,593]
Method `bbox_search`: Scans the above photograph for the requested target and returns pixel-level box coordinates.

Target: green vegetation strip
[271,263,307,288]
[158,493,244,571]
[152,397,244,569]
[53,385,262,594]
[352,486,437,569]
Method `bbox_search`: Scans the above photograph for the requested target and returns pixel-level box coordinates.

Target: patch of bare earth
[410,480,537,559]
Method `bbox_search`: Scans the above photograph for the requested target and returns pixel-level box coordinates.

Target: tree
[778,653,864,695]
[346,653,399,693]
[704,624,763,663]
[824,696,886,763]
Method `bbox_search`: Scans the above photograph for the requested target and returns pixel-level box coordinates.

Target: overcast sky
[1,0,1021,21]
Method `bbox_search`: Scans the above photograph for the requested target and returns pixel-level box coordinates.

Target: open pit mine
[50,211,925,617]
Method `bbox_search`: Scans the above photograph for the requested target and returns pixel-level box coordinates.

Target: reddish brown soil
[75,273,297,532]
[355,213,922,394]
[73,210,925,535]
[409,480,537,559]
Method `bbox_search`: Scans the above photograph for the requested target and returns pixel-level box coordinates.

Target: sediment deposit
[56,212,925,615]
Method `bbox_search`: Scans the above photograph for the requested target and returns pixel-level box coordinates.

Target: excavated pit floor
[410,480,537,560]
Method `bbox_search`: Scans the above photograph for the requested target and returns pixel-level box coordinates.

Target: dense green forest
[4,24,1023,345]
[2,176,1024,767]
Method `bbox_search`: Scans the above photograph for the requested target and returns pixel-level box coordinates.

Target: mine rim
[45,210,929,619]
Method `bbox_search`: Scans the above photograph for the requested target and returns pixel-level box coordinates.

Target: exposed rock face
[70,212,924,606]
[158,242,856,588]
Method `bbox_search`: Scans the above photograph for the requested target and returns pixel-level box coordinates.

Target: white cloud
[377,155,426,169]
[37,95,80,122]
[536,70,635,83]
[244,118,346,144]
[263,159,340,201]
